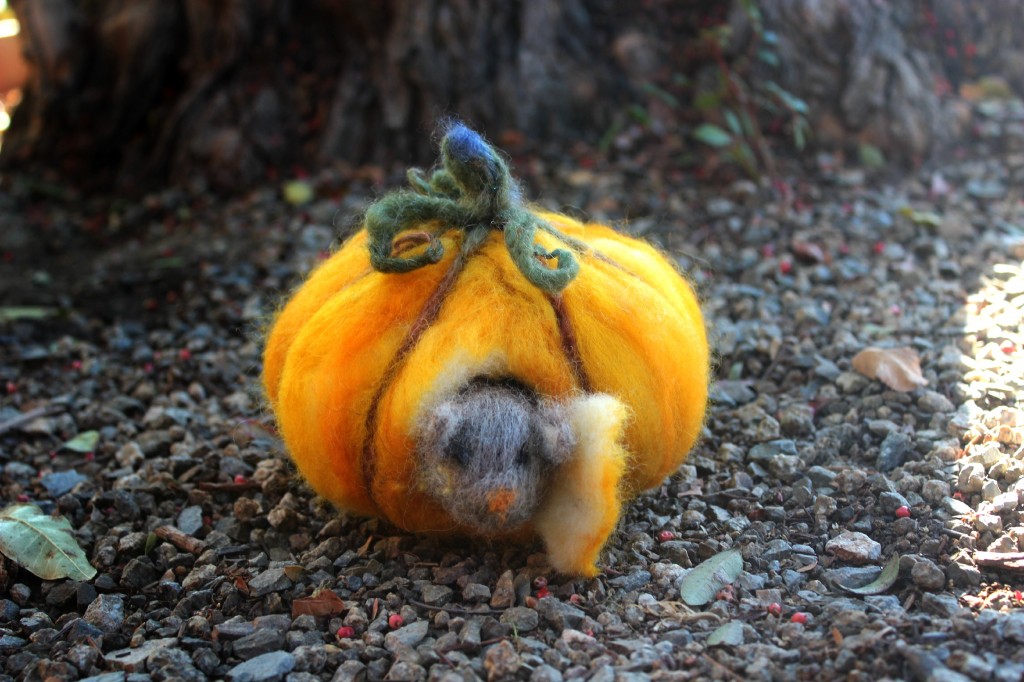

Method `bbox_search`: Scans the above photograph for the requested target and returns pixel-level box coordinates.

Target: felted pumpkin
[263,123,708,576]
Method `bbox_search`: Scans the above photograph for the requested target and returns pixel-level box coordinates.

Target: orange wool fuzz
[263,124,708,575]
[263,212,708,574]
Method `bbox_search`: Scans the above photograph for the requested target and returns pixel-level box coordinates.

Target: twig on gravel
[701,652,744,681]
[974,551,1024,571]
[0,403,67,436]
[197,481,262,493]
[939,528,973,541]
[154,525,208,555]
[408,599,505,616]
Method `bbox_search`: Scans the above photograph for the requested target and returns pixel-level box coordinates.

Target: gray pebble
[957,463,986,493]
[534,597,585,630]
[84,594,125,634]
[177,505,204,535]
[499,607,539,633]
[911,558,946,591]
[877,431,913,472]
[878,491,910,514]
[762,539,793,562]
[40,470,88,497]
[247,568,293,598]
[462,583,491,602]
[918,390,954,413]
[226,651,295,682]
[748,439,798,461]
[921,480,950,505]
[331,660,367,682]
[233,628,286,660]
[608,570,651,592]
[384,620,429,650]
[992,491,1019,512]
[420,584,453,606]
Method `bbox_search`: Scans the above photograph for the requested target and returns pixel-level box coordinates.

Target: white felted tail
[535,394,630,576]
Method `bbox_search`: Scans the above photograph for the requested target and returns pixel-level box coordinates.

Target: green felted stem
[363,122,580,294]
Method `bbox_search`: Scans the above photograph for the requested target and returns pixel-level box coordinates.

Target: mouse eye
[444,424,473,467]
[516,441,530,466]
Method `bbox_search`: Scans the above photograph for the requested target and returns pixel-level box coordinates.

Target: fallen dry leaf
[851,347,928,392]
[291,588,345,618]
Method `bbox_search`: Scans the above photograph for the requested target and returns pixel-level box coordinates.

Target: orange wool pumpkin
[263,124,709,575]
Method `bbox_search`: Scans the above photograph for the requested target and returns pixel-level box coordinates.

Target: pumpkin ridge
[549,293,593,392]
[583,247,684,311]
[473,252,541,309]
[359,246,473,505]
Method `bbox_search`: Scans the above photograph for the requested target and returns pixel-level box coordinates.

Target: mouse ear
[534,401,577,465]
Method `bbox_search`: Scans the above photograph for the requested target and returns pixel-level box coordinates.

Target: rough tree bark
[2,0,642,192]
[3,0,1023,192]
[749,0,1024,163]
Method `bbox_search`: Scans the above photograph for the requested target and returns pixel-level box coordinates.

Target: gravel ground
[2,113,1024,681]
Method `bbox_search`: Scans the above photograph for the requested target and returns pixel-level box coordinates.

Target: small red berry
[790,612,808,624]
[84,452,95,462]
[895,506,911,519]
[873,241,885,255]
[234,474,247,484]
[388,613,404,629]
[536,587,550,599]
[657,530,676,543]
[336,626,355,639]
[178,349,192,361]
[70,360,83,371]
[1015,590,1023,601]
[778,259,793,275]
[767,602,783,617]
[5,381,16,394]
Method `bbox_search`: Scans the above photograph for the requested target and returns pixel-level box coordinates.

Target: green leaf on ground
[0,307,58,323]
[707,620,744,646]
[679,548,744,606]
[840,554,901,595]
[283,180,314,206]
[898,206,942,228]
[693,123,734,148]
[0,503,97,581]
[858,143,886,169]
[62,430,99,453]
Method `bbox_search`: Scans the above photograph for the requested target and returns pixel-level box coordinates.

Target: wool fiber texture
[262,123,709,575]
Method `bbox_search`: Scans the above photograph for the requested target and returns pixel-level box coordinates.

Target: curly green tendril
[364,122,581,295]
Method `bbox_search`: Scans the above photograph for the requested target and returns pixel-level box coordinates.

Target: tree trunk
[4,0,1022,192]
[750,0,1024,164]
[2,0,643,193]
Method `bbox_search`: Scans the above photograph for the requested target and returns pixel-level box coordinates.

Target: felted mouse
[263,122,709,576]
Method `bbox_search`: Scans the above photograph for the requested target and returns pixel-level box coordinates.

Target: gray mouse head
[416,378,577,533]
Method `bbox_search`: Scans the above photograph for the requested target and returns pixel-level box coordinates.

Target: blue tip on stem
[444,123,489,164]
